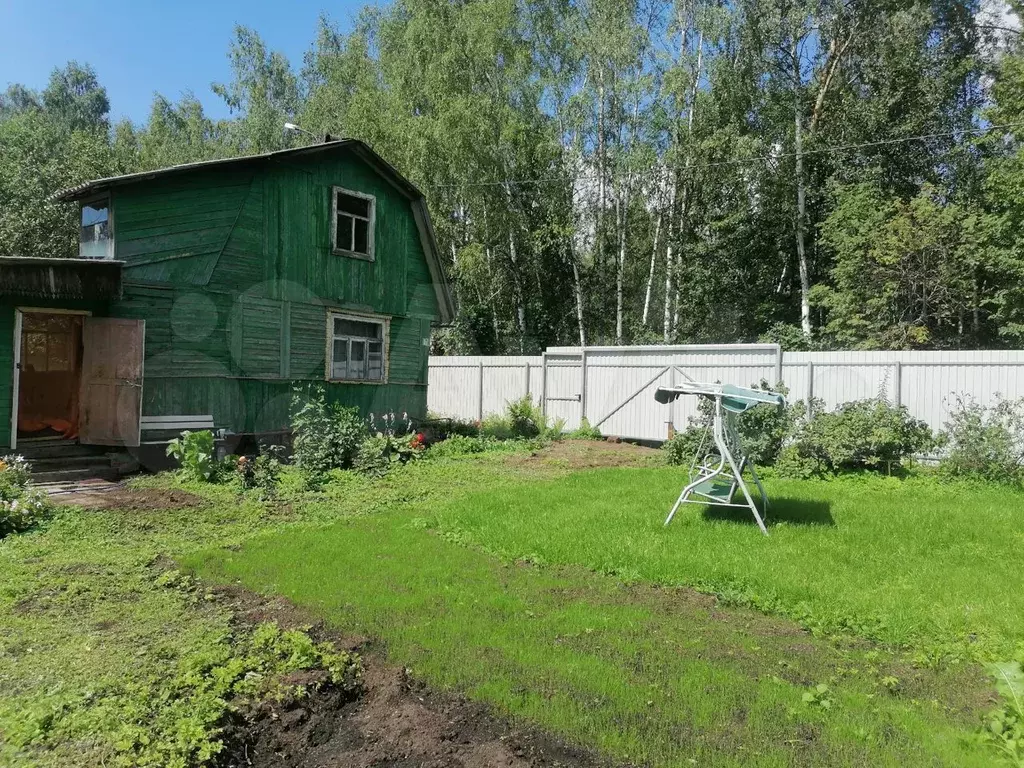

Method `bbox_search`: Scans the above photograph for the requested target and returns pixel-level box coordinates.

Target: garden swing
[654,382,785,536]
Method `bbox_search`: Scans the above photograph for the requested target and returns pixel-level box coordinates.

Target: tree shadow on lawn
[703,497,835,528]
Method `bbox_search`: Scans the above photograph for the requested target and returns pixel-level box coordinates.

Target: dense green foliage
[663,393,934,476]
[939,395,1024,483]
[790,400,935,473]
[290,386,369,482]
[6,2,1024,351]
[165,431,216,482]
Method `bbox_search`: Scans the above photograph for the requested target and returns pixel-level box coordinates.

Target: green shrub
[545,417,567,441]
[480,414,515,440]
[939,395,1024,484]
[506,395,544,438]
[791,399,934,473]
[736,382,807,466]
[428,434,490,457]
[354,433,424,477]
[236,446,284,498]
[291,386,369,482]
[568,418,602,440]
[662,427,708,466]
[774,444,825,479]
[166,430,216,482]
[0,455,51,538]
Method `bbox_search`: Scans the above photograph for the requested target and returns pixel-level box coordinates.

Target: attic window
[79,196,112,260]
[327,311,387,382]
[332,187,375,261]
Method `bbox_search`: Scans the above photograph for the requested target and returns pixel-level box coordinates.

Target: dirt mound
[216,587,619,768]
[508,439,660,470]
[55,485,207,511]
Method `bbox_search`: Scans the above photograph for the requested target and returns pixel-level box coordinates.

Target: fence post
[806,360,815,410]
[668,363,676,439]
[477,360,484,422]
[774,344,783,385]
[540,352,548,419]
[580,348,588,425]
[893,360,902,406]
[524,361,531,398]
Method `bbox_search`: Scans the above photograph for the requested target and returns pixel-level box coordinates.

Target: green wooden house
[0,139,454,455]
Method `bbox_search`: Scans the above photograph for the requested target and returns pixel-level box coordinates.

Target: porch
[0,257,142,460]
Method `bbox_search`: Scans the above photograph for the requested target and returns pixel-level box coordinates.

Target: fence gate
[542,349,583,431]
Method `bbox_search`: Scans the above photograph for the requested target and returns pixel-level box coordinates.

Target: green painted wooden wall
[108,147,440,434]
[0,146,440,446]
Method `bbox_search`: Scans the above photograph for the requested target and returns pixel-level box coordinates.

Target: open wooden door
[79,318,145,447]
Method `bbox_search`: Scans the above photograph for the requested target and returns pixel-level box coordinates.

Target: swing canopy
[654,382,785,414]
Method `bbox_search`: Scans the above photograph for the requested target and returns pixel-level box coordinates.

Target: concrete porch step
[16,441,108,460]
[29,454,117,470]
[31,466,119,484]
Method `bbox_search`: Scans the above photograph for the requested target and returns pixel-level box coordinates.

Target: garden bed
[215,586,618,768]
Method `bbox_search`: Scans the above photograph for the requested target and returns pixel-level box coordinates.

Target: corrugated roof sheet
[0,257,123,301]
[53,139,423,202]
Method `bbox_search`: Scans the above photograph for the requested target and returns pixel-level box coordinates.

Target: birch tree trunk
[642,212,662,327]
[794,42,812,338]
[615,189,629,343]
[663,176,678,341]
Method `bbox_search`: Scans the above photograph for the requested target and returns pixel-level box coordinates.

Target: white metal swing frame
[656,382,783,536]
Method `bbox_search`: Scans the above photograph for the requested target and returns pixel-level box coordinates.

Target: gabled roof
[54,139,455,322]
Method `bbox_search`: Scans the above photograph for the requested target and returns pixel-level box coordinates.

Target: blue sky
[0,0,370,124]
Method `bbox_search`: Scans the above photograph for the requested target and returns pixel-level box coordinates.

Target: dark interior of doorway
[18,312,84,441]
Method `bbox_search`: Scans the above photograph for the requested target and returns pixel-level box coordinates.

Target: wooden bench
[140,415,220,445]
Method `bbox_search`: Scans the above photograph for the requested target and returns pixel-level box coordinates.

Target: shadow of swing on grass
[701,497,835,528]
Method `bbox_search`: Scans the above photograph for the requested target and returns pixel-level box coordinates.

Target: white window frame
[79,194,114,260]
[331,186,376,261]
[325,310,389,384]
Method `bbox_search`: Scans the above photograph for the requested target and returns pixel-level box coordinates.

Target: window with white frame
[80,196,112,259]
[328,312,386,382]
[331,187,375,260]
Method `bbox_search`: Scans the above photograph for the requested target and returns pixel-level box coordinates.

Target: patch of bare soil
[507,439,660,471]
[215,586,623,768]
[54,485,207,512]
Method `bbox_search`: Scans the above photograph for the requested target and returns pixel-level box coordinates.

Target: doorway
[15,311,86,444]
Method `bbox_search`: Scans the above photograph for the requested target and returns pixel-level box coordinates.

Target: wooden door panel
[80,318,145,446]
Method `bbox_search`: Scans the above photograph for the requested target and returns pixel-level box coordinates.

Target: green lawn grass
[187,458,1019,767]
[4,450,1018,767]
[425,468,1024,660]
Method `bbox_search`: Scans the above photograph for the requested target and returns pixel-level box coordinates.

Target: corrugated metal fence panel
[783,350,1024,435]
[429,347,1024,439]
[577,345,780,441]
[427,356,542,420]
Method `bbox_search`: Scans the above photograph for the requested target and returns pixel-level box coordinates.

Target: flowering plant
[0,454,50,538]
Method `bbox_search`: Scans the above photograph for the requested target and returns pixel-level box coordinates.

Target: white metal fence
[428,345,1024,442]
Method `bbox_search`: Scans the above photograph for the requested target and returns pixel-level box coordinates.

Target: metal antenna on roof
[284,122,316,139]
[284,122,341,144]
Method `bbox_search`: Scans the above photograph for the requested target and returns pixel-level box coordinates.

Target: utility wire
[423,120,1024,190]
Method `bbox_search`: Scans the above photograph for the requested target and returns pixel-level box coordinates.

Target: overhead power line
[423,120,1024,190]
